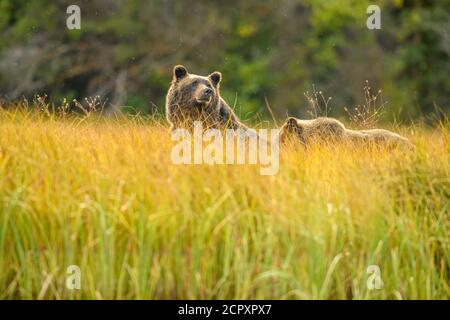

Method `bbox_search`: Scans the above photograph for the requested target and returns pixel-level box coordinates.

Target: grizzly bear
[279,117,411,147]
[166,65,248,132]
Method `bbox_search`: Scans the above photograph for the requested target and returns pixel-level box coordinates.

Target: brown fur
[166,65,247,132]
[279,117,412,147]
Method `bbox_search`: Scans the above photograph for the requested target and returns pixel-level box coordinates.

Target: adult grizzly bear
[166,65,248,132]
[279,117,411,147]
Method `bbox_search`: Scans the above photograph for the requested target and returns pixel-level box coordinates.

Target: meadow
[0,105,448,299]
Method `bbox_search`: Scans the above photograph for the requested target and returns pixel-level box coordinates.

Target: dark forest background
[0,0,448,122]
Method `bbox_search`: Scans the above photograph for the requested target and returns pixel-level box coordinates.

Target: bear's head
[279,117,305,145]
[170,65,222,111]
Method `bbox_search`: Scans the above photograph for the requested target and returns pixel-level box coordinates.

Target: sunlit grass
[0,107,448,299]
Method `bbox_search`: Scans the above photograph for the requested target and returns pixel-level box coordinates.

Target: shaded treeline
[0,0,448,121]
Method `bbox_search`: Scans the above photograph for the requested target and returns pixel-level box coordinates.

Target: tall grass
[0,106,448,299]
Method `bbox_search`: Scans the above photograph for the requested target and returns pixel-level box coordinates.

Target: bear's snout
[196,86,213,103]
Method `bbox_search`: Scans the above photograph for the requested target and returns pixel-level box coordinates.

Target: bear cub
[279,117,411,147]
[166,65,247,132]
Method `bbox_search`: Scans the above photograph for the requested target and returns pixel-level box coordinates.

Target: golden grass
[0,108,449,299]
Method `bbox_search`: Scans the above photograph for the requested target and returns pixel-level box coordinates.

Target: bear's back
[298,117,346,141]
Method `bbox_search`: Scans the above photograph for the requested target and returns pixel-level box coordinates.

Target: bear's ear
[208,71,222,87]
[285,117,299,131]
[173,65,188,81]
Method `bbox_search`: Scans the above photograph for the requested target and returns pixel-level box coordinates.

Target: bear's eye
[191,80,199,86]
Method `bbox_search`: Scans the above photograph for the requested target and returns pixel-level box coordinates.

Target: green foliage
[0,0,448,121]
